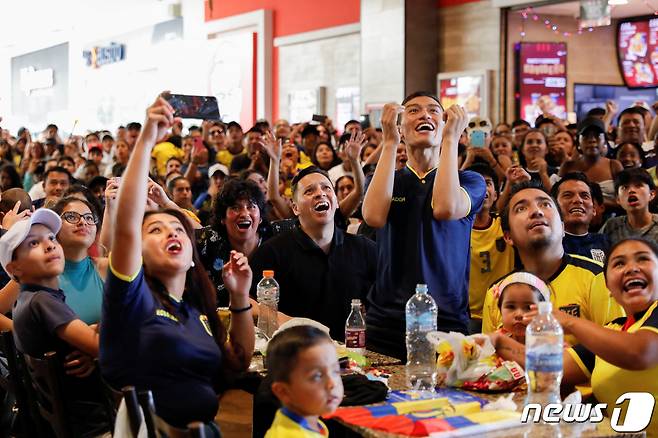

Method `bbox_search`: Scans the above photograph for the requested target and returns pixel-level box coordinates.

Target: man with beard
[363,92,486,359]
[482,181,623,345]
[552,172,609,263]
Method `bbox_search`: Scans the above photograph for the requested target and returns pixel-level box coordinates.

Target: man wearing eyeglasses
[362,92,486,359]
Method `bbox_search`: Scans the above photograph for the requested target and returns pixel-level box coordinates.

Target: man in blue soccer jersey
[362,92,486,360]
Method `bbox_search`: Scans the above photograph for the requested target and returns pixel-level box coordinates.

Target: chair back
[0,330,46,437]
[147,397,206,438]
[122,386,142,438]
[138,390,157,438]
[23,351,73,438]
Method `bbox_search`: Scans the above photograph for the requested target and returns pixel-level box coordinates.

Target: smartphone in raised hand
[164,93,221,120]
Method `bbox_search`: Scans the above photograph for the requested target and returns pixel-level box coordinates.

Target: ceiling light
[608,0,628,5]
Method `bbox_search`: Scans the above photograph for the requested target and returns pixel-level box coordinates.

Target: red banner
[618,18,658,88]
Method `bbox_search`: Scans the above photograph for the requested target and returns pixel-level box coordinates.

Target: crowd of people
[0,91,657,436]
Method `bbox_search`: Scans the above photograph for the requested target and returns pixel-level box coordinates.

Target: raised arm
[339,131,367,218]
[221,251,255,371]
[362,103,403,228]
[99,178,119,254]
[432,105,471,220]
[262,131,294,219]
[111,96,175,277]
[554,310,658,371]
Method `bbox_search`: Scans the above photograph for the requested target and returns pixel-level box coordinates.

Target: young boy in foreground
[265,325,344,437]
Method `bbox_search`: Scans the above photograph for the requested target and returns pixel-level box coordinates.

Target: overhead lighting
[608,0,628,5]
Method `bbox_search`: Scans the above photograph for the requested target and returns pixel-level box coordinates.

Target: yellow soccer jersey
[265,409,328,438]
[568,301,658,437]
[482,254,625,345]
[151,142,184,176]
[469,216,514,319]
[216,149,246,167]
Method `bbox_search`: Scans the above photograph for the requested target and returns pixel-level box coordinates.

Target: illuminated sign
[83,42,126,68]
[19,66,54,95]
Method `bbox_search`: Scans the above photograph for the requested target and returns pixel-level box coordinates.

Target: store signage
[516,42,567,123]
[439,74,485,119]
[83,42,126,68]
[19,66,54,96]
[579,0,611,29]
[617,18,658,88]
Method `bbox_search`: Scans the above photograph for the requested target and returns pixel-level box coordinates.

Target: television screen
[438,75,484,120]
[617,17,658,88]
[574,83,658,121]
[516,42,567,124]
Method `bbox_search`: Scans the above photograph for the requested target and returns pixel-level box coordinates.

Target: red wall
[205,0,360,121]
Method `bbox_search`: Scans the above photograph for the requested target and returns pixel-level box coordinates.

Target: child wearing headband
[493,271,550,344]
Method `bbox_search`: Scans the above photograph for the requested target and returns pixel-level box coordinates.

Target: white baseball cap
[208,163,229,178]
[0,208,62,275]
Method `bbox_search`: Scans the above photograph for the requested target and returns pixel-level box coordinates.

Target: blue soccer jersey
[100,261,222,428]
[366,166,485,354]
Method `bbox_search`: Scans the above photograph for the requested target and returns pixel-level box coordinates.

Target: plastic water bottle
[405,284,438,391]
[256,270,279,338]
[525,301,563,407]
[345,299,366,354]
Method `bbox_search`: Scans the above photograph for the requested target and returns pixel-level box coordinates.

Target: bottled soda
[525,301,563,406]
[256,270,279,338]
[345,299,366,354]
[405,284,438,391]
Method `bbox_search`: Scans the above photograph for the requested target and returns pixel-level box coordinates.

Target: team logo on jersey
[156,309,179,323]
[559,304,580,317]
[590,249,605,263]
[496,238,506,253]
[199,315,213,336]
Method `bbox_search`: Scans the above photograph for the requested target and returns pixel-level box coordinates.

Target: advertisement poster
[438,75,484,119]
[517,42,567,123]
[618,18,658,88]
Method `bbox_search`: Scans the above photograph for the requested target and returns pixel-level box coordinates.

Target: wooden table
[330,365,646,438]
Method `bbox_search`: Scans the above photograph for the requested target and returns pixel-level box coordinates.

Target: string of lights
[518,6,596,38]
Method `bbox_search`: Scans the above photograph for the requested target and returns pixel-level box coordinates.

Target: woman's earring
[191,261,196,268]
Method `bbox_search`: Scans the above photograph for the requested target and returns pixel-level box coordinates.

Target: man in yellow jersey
[216,121,246,166]
[467,163,514,334]
[482,180,624,344]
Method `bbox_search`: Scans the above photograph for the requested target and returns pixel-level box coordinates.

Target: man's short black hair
[265,325,332,383]
[46,124,58,131]
[126,122,142,131]
[550,172,592,200]
[344,120,360,130]
[301,124,319,138]
[213,179,266,230]
[166,156,183,166]
[246,126,263,136]
[511,119,531,129]
[44,166,72,183]
[338,132,352,148]
[291,166,331,199]
[466,163,498,192]
[586,107,606,118]
[401,91,444,110]
[227,121,242,131]
[614,167,656,194]
[590,182,604,205]
[617,107,645,125]
[229,154,251,174]
[88,176,108,193]
[102,134,114,142]
[501,180,557,232]
[0,188,31,215]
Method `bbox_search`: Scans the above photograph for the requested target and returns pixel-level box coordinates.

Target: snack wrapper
[427,331,524,391]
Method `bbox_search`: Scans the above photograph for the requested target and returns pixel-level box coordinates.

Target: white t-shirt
[328,164,352,186]
[28,181,45,201]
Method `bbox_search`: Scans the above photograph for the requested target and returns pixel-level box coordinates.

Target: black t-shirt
[249,227,376,340]
[563,232,610,264]
[12,284,77,359]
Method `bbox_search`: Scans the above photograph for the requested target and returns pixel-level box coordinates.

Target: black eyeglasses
[210,130,225,136]
[61,211,98,226]
[468,120,489,129]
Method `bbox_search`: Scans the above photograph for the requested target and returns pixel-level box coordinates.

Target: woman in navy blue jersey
[100,94,255,431]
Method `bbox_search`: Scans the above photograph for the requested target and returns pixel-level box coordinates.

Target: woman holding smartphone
[100,94,254,432]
